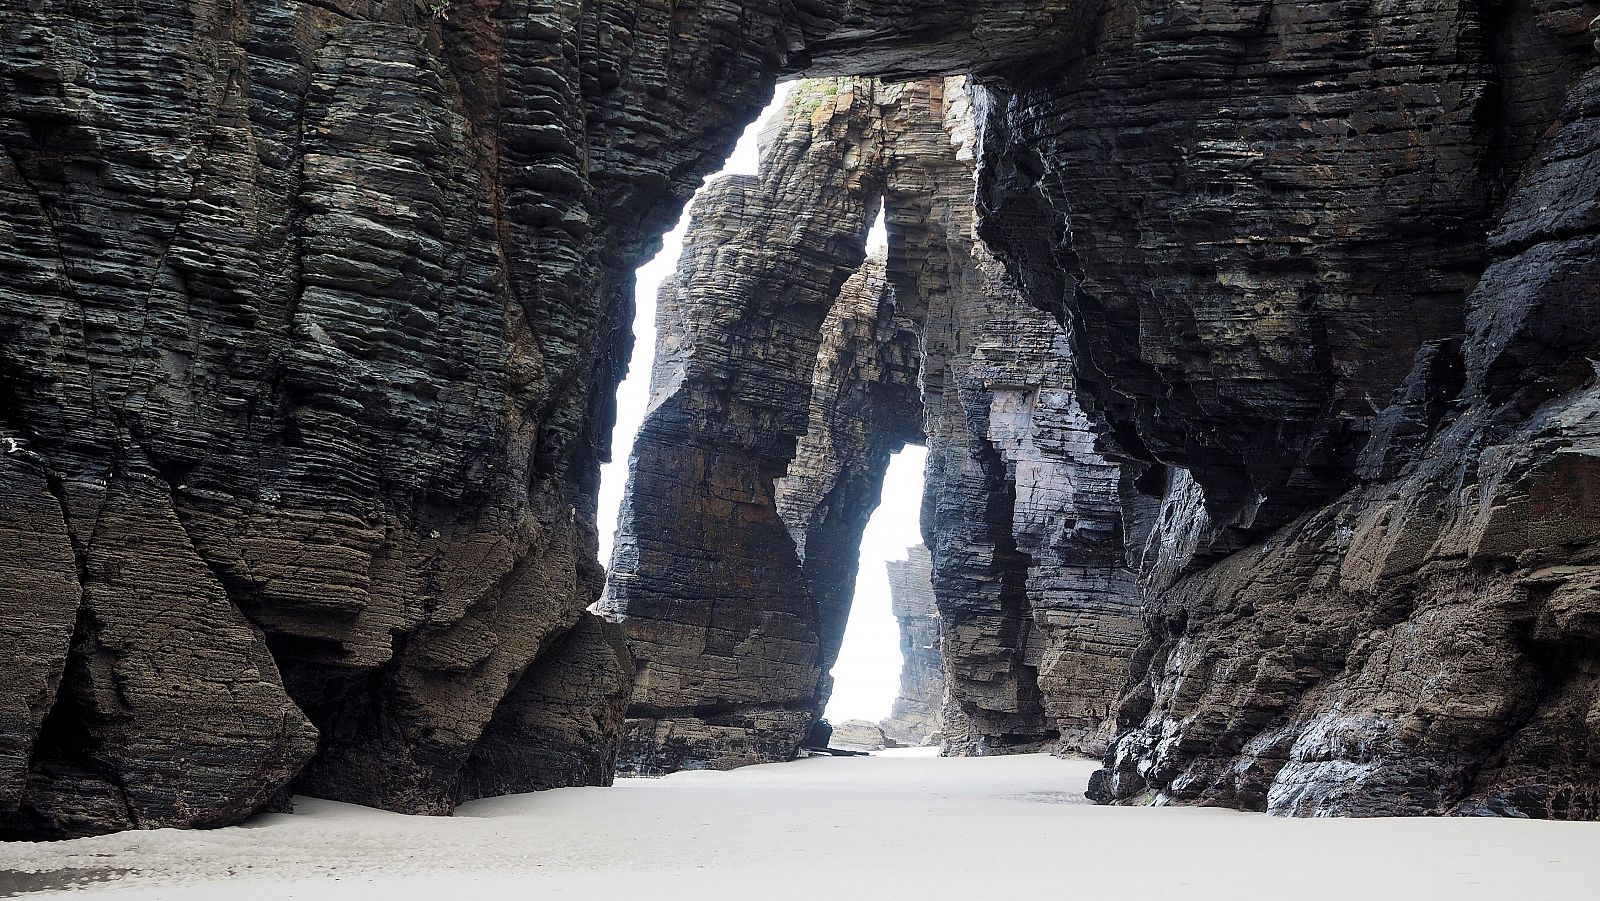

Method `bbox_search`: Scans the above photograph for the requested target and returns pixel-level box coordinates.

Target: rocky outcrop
[830,720,888,752]
[976,0,1502,543]
[0,0,661,833]
[0,0,1083,835]
[601,80,928,773]
[893,82,1142,758]
[964,0,1600,814]
[607,75,1145,769]
[1088,44,1600,818]
[775,248,925,741]
[0,0,882,837]
[7,0,1600,832]
[455,613,633,802]
[606,0,1600,813]
[879,545,945,748]
[0,0,1073,837]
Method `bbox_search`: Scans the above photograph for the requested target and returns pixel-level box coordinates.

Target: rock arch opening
[600,76,1144,774]
[6,0,1600,840]
[821,445,927,745]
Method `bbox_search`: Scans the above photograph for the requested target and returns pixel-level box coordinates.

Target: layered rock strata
[965,0,1600,814]
[608,0,1600,813]
[0,0,953,837]
[0,0,1083,837]
[601,80,927,772]
[879,545,946,748]
[904,82,1143,757]
[607,76,1144,768]
[5,0,1600,833]
[830,720,889,752]
[1088,41,1600,818]
[0,0,693,834]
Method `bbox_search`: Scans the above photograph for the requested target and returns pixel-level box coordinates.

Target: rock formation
[606,76,1144,768]
[909,84,1143,757]
[830,720,888,752]
[966,0,1600,816]
[5,0,1600,834]
[879,545,945,748]
[1,0,724,835]
[609,0,1600,814]
[0,0,879,836]
[1086,29,1600,816]
[601,80,928,772]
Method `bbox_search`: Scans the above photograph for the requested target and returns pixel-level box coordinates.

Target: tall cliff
[600,80,927,771]
[607,0,1600,812]
[0,0,1077,836]
[4,0,1600,835]
[0,0,695,836]
[1087,29,1600,816]
[604,75,1145,768]
[879,544,945,748]
[967,0,1600,816]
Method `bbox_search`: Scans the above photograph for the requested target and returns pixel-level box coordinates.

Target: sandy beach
[2,749,1597,899]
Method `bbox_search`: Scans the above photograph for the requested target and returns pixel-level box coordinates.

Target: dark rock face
[607,75,1143,769]
[605,0,1600,814]
[0,0,1080,837]
[455,613,634,802]
[976,0,1503,541]
[963,0,1600,814]
[6,0,1600,834]
[0,0,838,836]
[879,544,945,748]
[882,83,1142,758]
[1089,51,1600,818]
[601,80,929,772]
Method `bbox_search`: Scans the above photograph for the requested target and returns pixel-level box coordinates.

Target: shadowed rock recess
[2,0,1599,837]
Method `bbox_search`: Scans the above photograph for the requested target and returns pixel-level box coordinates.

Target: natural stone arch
[601,76,1145,771]
[4,0,1600,837]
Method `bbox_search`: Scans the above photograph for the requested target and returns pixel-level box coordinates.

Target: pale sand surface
[2,748,1597,899]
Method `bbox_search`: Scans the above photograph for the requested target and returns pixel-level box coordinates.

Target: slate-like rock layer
[7,0,1600,833]
[0,0,839,836]
[602,80,927,772]
[0,0,1083,837]
[1090,48,1600,818]
[879,545,945,749]
[606,75,1144,768]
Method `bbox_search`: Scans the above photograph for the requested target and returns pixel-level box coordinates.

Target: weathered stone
[1090,55,1600,818]
[879,545,946,749]
[898,82,1143,758]
[7,0,1600,833]
[830,720,888,752]
[455,614,634,802]
[603,79,925,773]
[0,0,881,835]
[608,75,1144,769]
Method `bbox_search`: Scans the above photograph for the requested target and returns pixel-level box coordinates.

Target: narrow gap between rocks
[595,83,796,568]
[823,444,926,727]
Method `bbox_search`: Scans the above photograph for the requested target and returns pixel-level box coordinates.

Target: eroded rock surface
[601,80,927,772]
[1089,48,1600,818]
[830,720,888,752]
[0,0,851,836]
[957,0,1600,815]
[879,545,946,748]
[6,0,1600,832]
[608,0,1600,812]
[607,76,1144,769]
[456,613,634,802]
